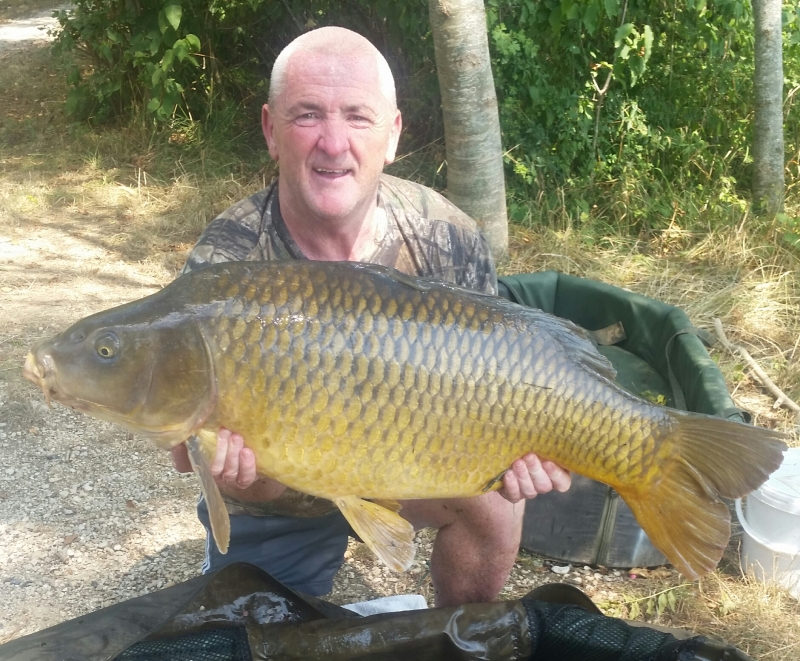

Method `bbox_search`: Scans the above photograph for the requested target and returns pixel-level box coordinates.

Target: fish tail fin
[335,496,415,572]
[618,414,786,580]
[187,434,230,554]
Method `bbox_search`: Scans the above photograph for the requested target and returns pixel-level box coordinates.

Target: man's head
[262,27,402,229]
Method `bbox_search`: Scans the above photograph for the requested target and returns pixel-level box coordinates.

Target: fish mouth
[23,351,57,408]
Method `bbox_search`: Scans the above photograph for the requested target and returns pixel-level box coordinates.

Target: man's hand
[498,453,571,504]
[171,429,282,499]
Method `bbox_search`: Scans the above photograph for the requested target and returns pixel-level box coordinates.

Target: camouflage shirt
[183,173,497,517]
[182,174,497,295]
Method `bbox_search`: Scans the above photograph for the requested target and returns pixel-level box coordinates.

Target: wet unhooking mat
[0,272,757,661]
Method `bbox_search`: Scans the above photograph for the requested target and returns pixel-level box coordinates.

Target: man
[172,26,571,607]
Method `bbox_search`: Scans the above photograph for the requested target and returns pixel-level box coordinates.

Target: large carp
[23,261,785,578]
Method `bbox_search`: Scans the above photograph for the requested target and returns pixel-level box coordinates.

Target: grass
[2,35,800,660]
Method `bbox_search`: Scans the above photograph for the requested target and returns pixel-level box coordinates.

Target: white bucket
[735,447,800,598]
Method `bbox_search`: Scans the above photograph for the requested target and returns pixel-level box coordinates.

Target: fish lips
[23,350,57,408]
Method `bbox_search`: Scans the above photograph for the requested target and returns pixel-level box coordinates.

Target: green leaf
[549,7,563,33]
[147,97,162,112]
[185,33,201,51]
[643,24,654,61]
[604,0,619,18]
[164,0,182,31]
[173,39,189,61]
[615,23,634,48]
[158,10,169,34]
[152,66,164,86]
[583,2,600,35]
[667,590,677,610]
[782,232,800,249]
[629,601,640,619]
[161,48,174,71]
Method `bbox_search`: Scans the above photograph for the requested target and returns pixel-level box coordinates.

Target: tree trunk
[428,0,508,260]
[751,0,785,215]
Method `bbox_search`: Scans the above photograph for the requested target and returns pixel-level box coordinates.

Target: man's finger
[221,433,243,484]
[499,468,522,503]
[542,460,572,492]
[210,428,231,476]
[237,447,258,488]
[519,454,553,496]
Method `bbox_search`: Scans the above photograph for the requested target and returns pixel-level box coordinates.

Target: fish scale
[23,260,787,577]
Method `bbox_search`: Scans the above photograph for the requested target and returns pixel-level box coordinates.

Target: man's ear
[384,109,403,165]
[262,104,279,161]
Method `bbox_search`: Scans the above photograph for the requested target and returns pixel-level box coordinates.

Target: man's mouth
[313,167,350,177]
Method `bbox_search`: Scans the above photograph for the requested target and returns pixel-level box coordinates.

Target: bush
[53,0,800,232]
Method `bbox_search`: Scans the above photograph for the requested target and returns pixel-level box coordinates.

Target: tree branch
[712,318,800,419]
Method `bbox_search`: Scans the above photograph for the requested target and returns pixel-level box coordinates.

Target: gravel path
[0,5,67,55]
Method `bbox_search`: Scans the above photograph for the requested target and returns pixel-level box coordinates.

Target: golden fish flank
[23,261,786,577]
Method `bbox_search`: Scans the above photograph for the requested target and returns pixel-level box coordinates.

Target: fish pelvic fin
[619,414,786,580]
[186,435,230,555]
[335,496,415,572]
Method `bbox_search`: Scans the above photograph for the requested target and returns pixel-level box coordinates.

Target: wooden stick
[712,318,800,418]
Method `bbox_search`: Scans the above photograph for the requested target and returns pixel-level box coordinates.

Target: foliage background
[53,0,800,238]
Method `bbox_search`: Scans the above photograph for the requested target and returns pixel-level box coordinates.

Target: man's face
[262,50,402,224]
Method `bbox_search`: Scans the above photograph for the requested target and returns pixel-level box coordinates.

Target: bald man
[172,26,571,607]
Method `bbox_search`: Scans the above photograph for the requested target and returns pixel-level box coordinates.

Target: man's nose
[316,119,349,157]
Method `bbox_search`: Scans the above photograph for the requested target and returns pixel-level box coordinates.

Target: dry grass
[2,35,800,660]
[0,45,273,279]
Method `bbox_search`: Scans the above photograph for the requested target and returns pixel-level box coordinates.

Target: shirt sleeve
[181,188,273,275]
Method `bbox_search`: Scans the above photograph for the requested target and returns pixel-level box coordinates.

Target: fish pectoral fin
[368,498,402,513]
[186,435,230,555]
[335,496,415,572]
[482,469,508,493]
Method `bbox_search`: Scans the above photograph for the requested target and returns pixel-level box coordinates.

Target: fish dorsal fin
[531,310,617,381]
[186,434,230,554]
[335,496,415,572]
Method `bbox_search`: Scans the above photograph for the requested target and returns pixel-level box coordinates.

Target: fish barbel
[23,261,786,578]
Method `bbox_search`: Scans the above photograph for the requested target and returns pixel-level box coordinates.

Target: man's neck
[277,183,382,262]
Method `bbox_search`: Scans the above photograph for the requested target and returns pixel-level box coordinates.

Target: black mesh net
[115,626,251,661]
[522,599,705,661]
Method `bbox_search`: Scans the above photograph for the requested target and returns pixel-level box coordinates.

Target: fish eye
[94,332,120,360]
